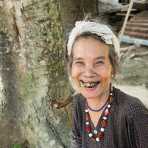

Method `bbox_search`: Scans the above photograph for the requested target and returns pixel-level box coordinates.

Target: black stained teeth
[80,81,84,87]
[79,81,100,88]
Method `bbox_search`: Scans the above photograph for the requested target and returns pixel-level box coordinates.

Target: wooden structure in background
[119,0,148,46]
[124,11,148,39]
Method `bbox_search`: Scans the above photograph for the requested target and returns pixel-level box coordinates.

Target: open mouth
[80,80,100,88]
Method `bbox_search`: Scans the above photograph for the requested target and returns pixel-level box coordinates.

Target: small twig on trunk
[49,95,73,109]
[129,51,148,59]
[120,45,137,53]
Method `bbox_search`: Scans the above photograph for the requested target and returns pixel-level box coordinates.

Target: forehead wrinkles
[72,37,109,60]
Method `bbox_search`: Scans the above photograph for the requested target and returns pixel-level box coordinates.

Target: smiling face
[70,37,113,100]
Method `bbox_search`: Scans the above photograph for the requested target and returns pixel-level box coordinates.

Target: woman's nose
[83,65,95,77]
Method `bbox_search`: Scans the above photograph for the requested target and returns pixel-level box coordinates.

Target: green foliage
[11,144,21,148]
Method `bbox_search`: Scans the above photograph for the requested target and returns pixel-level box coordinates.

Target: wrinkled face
[71,37,113,100]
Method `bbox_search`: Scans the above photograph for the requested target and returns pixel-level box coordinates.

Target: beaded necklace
[86,97,109,112]
[84,90,113,142]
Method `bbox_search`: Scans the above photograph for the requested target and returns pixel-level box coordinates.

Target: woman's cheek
[72,65,83,77]
[71,67,79,79]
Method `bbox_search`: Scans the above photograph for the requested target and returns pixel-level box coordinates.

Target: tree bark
[0,0,98,147]
[60,0,98,32]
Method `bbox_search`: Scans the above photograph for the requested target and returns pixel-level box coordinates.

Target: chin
[80,90,101,100]
[83,94,100,100]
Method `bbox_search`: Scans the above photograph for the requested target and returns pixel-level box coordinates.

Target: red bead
[104,109,109,115]
[92,134,97,139]
[85,126,91,132]
[104,108,111,116]
[98,132,104,140]
[85,114,89,120]
[101,120,108,127]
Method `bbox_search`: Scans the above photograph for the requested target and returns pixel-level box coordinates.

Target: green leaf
[11,144,21,148]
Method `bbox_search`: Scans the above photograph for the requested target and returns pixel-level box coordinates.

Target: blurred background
[0,0,148,147]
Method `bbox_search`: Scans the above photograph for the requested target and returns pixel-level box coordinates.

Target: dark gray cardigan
[70,87,148,148]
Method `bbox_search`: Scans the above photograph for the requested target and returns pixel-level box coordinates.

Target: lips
[80,80,100,88]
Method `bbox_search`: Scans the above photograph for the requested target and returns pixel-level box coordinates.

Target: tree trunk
[0,0,98,147]
[60,0,98,32]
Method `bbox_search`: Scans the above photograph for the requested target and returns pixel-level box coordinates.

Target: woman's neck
[86,89,110,110]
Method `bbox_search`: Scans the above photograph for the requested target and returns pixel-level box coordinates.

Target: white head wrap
[67,21,120,57]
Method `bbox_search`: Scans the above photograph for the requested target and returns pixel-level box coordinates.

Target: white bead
[107,104,111,108]
[86,121,89,125]
[105,108,109,113]
[96,137,100,142]
[102,116,107,120]
[88,133,93,137]
[85,109,89,112]
[100,128,104,132]
[93,130,97,134]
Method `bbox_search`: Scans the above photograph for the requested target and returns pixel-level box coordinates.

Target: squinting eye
[95,61,104,65]
[73,61,84,65]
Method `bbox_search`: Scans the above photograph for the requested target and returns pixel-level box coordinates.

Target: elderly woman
[66,21,148,148]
